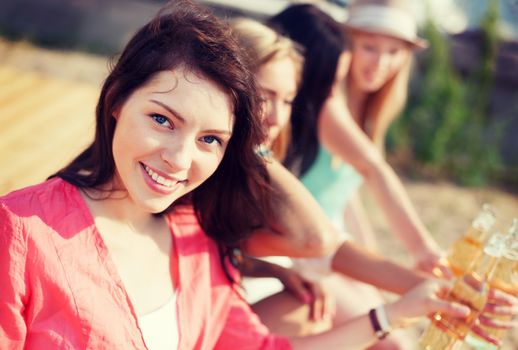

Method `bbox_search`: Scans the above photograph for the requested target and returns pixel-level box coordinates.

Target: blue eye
[151,114,171,127]
[201,135,221,145]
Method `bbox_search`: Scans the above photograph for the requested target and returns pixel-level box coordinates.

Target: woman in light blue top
[300,147,363,239]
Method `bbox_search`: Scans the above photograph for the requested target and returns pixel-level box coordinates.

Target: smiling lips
[141,163,185,193]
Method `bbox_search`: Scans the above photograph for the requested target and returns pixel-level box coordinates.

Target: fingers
[387,280,462,326]
[482,303,518,317]
[477,314,517,329]
[416,255,453,280]
[307,282,336,321]
[488,288,518,307]
[470,323,501,346]
[426,298,471,318]
[309,293,322,321]
[307,282,325,321]
[284,274,312,304]
[433,260,454,280]
[323,288,336,321]
[279,270,336,322]
[482,288,518,327]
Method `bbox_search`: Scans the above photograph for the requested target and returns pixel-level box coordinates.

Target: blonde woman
[345,0,427,151]
[338,0,433,255]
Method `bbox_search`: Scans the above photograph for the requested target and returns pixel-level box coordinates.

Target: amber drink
[420,233,505,350]
[468,219,518,348]
[448,204,496,276]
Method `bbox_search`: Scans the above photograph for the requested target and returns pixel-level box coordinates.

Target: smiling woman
[0,0,285,349]
[110,69,233,214]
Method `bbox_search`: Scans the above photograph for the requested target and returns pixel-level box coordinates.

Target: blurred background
[0,0,517,348]
[1,0,516,189]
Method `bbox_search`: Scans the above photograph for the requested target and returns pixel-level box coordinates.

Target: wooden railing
[0,65,99,195]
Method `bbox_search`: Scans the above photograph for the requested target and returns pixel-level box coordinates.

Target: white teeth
[144,165,176,188]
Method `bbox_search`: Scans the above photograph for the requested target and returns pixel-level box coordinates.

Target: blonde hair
[348,29,413,151]
[231,18,303,161]
[363,55,412,150]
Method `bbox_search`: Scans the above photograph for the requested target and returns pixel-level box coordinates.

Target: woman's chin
[267,132,279,145]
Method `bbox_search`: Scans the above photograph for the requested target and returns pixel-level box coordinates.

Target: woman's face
[111,69,233,213]
[349,31,410,93]
[255,56,298,145]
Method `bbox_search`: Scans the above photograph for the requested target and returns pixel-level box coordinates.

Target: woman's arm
[241,159,342,258]
[319,96,448,276]
[331,240,427,294]
[0,204,28,350]
[290,280,470,349]
[344,191,379,251]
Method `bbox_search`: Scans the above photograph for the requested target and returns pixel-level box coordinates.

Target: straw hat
[345,0,428,48]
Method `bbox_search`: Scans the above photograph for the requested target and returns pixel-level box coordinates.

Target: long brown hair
[53,0,272,251]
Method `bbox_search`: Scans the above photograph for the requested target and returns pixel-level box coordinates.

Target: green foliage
[389,0,503,186]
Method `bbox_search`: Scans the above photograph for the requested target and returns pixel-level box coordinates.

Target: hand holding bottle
[385,279,470,329]
[470,287,518,345]
[415,249,453,280]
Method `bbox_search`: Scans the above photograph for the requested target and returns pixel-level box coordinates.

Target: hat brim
[345,24,429,49]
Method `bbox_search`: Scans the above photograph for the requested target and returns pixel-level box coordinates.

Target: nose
[161,136,193,173]
[266,100,280,127]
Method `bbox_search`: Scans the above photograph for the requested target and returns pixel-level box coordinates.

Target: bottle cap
[472,203,496,231]
[503,218,518,260]
[484,232,506,257]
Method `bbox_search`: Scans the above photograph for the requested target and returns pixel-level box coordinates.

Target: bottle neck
[471,252,500,282]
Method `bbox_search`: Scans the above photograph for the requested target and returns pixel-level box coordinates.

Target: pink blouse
[0,178,291,349]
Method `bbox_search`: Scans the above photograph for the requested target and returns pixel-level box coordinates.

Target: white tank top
[138,293,179,350]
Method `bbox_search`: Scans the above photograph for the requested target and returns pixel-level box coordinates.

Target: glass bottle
[420,232,505,350]
[448,204,496,276]
[466,219,518,349]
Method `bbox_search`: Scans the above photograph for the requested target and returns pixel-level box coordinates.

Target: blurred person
[345,0,427,151]
[0,1,479,349]
[230,17,518,350]
[270,1,448,278]
[341,0,432,253]
[264,3,445,348]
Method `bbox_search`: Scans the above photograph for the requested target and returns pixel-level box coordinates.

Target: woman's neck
[81,182,158,230]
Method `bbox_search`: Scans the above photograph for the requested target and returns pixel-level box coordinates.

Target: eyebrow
[259,86,296,97]
[260,87,277,95]
[150,99,186,124]
[205,129,232,136]
[150,99,232,136]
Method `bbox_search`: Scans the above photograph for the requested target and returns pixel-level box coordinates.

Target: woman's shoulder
[1,177,74,211]
[0,178,82,235]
